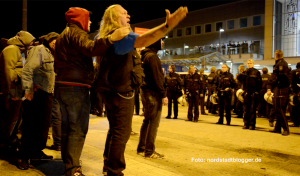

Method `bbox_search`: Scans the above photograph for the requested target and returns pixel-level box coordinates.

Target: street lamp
[219,29,224,53]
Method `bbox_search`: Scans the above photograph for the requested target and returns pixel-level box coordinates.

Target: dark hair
[262,67,268,74]
[169,65,176,72]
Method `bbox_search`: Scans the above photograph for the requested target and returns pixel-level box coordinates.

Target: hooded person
[0,31,35,152]
[54,7,130,176]
[137,38,167,159]
[17,32,60,170]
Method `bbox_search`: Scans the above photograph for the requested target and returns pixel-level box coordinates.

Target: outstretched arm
[134,7,188,48]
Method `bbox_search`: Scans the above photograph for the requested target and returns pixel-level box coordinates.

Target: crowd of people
[0,4,188,176]
[164,56,300,136]
[0,3,300,176]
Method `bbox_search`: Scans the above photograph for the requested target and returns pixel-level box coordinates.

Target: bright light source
[220,62,223,64]
[220,29,224,32]
[226,60,231,63]
[288,64,291,65]
[254,65,260,66]
[184,45,189,48]
[165,36,168,39]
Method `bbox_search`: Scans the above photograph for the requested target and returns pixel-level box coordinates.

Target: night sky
[1,0,241,40]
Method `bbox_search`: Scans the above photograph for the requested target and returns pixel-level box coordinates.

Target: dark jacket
[54,7,112,87]
[141,40,166,98]
[261,73,271,90]
[165,72,182,92]
[239,68,262,93]
[199,73,207,93]
[267,58,291,90]
[95,45,140,93]
[0,31,35,98]
[207,72,217,88]
[214,71,236,91]
[184,73,201,94]
[290,68,300,94]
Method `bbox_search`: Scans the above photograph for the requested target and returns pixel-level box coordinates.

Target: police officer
[199,68,208,115]
[267,50,291,136]
[184,65,200,122]
[239,59,262,130]
[206,67,217,114]
[257,67,271,118]
[165,65,182,119]
[289,62,300,127]
[214,64,236,125]
[235,65,245,119]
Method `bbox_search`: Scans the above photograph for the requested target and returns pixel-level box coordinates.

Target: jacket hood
[146,39,162,53]
[7,31,35,52]
[39,32,59,50]
[65,7,90,32]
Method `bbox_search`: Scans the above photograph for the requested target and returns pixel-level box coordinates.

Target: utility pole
[22,0,27,31]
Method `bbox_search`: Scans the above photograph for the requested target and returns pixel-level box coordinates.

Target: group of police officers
[164,50,300,136]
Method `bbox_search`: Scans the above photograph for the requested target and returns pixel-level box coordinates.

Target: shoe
[282,130,290,136]
[211,112,217,114]
[96,113,103,117]
[269,129,281,133]
[269,122,274,127]
[201,113,208,115]
[50,145,61,151]
[165,116,171,119]
[173,116,178,119]
[145,152,164,159]
[289,124,299,127]
[73,167,84,176]
[242,125,249,129]
[30,151,53,160]
[249,126,255,130]
[216,122,223,125]
[17,158,30,170]
[137,152,145,157]
[140,113,144,116]
[185,119,192,121]
[193,120,198,122]
[226,123,230,126]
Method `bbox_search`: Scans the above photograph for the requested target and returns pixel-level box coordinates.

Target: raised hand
[165,7,188,30]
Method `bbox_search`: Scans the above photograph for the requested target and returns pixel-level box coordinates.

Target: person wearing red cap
[54,7,130,176]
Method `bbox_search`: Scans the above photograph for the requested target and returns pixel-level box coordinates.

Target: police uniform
[268,58,291,135]
[185,73,201,122]
[257,73,271,118]
[289,66,300,127]
[206,72,217,114]
[240,68,262,129]
[199,73,208,115]
[235,73,244,118]
[214,71,236,125]
[165,72,183,119]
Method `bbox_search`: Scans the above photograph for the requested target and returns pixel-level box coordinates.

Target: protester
[54,7,130,176]
[94,4,187,176]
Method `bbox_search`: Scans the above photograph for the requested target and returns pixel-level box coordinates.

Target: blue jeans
[137,89,162,157]
[55,84,90,174]
[102,91,134,176]
[52,98,62,148]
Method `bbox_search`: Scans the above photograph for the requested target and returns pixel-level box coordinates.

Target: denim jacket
[22,45,55,94]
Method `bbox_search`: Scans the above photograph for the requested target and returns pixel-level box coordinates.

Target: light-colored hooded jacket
[0,31,35,98]
[22,32,58,94]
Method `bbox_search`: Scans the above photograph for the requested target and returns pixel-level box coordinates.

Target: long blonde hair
[99,4,122,38]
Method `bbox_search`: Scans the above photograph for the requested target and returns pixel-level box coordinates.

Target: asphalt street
[1,104,300,176]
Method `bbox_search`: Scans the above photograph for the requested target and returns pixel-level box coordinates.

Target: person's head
[238,65,244,73]
[247,59,254,69]
[7,31,35,52]
[65,7,92,32]
[274,50,283,60]
[199,68,204,74]
[221,64,228,73]
[297,62,300,69]
[188,65,196,75]
[262,67,268,74]
[169,65,176,73]
[210,66,216,73]
[229,41,231,44]
[42,32,59,51]
[99,5,131,38]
